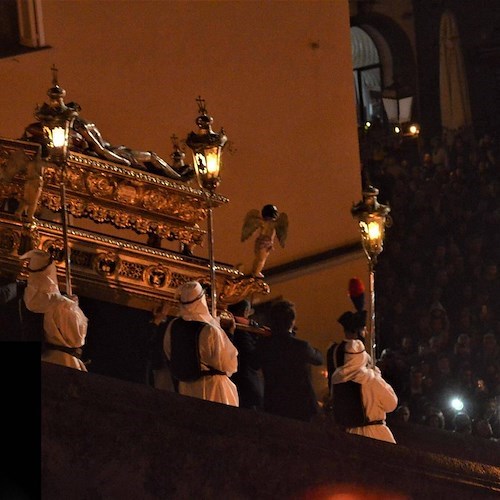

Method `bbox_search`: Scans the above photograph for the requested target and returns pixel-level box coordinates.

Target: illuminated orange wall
[0,1,367,394]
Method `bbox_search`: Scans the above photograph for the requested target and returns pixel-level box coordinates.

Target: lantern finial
[35,66,78,163]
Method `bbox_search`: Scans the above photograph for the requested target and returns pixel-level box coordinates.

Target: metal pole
[368,260,376,366]
[60,162,72,296]
[205,192,217,317]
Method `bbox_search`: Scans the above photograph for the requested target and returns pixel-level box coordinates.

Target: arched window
[351,26,383,127]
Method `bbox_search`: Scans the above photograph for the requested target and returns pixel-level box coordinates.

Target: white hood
[331,339,377,385]
[177,281,218,327]
[20,249,60,313]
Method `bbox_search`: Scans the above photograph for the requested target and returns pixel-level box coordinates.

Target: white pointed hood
[20,249,60,313]
[177,281,218,327]
[331,339,377,385]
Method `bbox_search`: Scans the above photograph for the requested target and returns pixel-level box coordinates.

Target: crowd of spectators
[362,131,500,442]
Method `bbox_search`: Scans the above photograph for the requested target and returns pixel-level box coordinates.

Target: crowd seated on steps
[362,130,499,441]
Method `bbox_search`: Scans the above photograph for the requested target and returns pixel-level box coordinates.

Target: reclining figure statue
[21,102,194,181]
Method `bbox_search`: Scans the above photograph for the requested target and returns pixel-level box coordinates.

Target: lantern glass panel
[205,146,221,177]
[193,151,206,174]
[367,220,381,240]
[50,126,67,148]
[382,96,413,124]
[359,218,385,259]
[193,146,221,188]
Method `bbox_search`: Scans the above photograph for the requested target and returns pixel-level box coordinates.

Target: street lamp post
[351,185,391,364]
[35,65,78,295]
[186,97,227,316]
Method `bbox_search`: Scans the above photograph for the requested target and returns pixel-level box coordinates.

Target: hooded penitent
[331,339,398,444]
[164,280,239,406]
[20,249,88,370]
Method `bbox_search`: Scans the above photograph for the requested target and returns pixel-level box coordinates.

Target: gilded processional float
[0,69,270,321]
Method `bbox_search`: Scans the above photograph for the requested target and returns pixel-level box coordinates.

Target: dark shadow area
[2,343,40,500]
[79,296,151,384]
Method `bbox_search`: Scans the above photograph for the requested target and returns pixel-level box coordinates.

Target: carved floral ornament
[38,190,206,246]
[43,162,207,223]
[86,172,117,198]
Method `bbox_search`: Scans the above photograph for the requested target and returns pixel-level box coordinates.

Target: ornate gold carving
[0,217,268,311]
[41,163,61,186]
[42,238,66,263]
[71,249,93,268]
[0,139,222,249]
[134,217,151,234]
[0,139,265,313]
[142,189,171,212]
[118,260,146,281]
[66,167,86,192]
[41,192,62,212]
[0,227,20,251]
[94,252,119,277]
[169,272,195,289]
[116,182,140,205]
[67,197,86,217]
[85,203,108,223]
[86,172,117,197]
[218,276,271,305]
[0,183,21,200]
[144,264,171,289]
[18,221,40,255]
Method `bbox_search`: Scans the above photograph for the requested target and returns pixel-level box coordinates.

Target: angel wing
[241,209,262,242]
[275,212,289,247]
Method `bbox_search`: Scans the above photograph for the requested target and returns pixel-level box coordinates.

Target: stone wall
[42,362,499,499]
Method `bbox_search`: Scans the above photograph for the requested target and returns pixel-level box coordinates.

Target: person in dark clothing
[228,299,264,410]
[147,300,177,391]
[0,272,42,342]
[163,281,239,406]
[255,300,323,422]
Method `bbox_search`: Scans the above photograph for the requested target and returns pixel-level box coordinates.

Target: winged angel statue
[241,204,288,278]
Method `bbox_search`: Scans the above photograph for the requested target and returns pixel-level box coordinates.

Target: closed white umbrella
[440,10,472,144]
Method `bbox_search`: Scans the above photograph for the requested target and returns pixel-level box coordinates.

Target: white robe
[23,259,88,371]
[331,347,398,443]
[41,295,88,372]
[163,293,239,407]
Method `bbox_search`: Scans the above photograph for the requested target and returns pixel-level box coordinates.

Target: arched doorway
[350,14,419,167]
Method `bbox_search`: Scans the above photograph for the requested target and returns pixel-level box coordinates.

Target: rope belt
[199,368,226,377]
[44,342,83,359]
[344,420,385,430]
[359,420,385,427]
